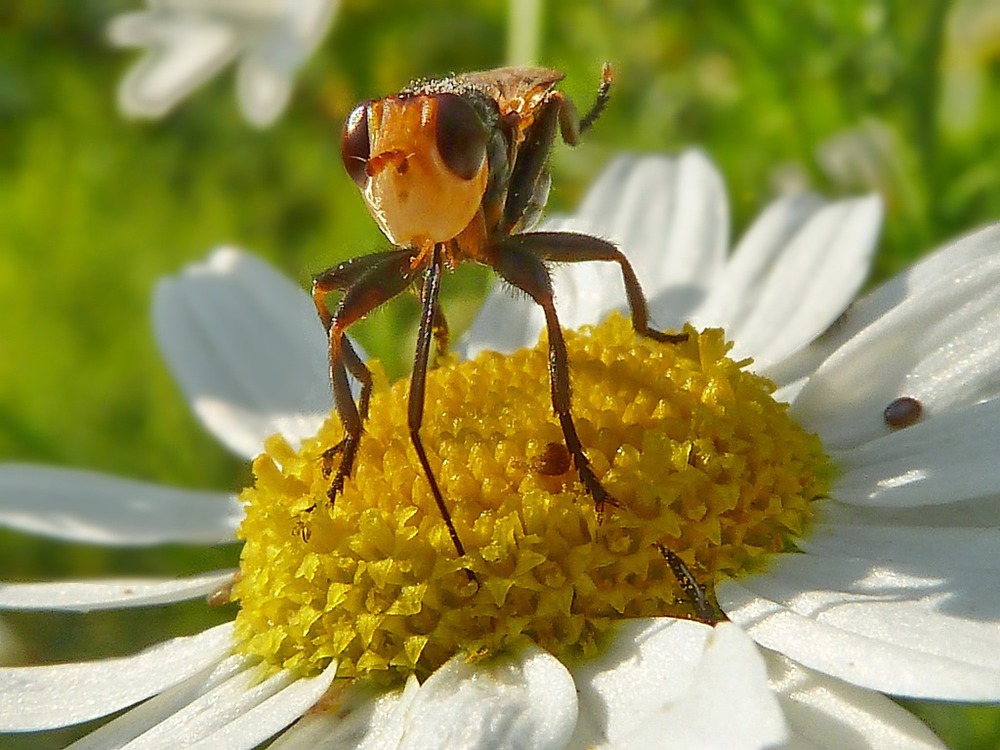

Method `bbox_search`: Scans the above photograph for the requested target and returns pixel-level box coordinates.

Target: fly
[313,64,687,564]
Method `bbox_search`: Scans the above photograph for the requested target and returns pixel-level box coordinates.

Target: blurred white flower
[108,0,337,127]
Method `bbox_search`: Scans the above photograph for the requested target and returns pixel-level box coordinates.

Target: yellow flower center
[232,314,830,682]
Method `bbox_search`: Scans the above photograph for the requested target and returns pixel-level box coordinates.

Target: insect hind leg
[555,63,614,147]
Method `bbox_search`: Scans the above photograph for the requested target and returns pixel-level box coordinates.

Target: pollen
[232,314,830,682]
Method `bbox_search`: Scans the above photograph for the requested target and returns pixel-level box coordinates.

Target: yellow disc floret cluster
[232,314,830,682]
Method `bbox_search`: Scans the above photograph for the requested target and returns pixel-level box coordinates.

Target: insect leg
[313,249,414,326]
[491,238,615,514]
[502,65,614,234]
[408,246,468,560]
[554,62,614,147]
[657,544,716,623]
[578,62,614,135]
[313,250,415,429]
[430,296,450,365]
[314,251,423,503]
[503,231,687,344]
[502,98,559,234]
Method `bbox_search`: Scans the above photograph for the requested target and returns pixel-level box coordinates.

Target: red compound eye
[434,93,488,181]
[341,101,372,187]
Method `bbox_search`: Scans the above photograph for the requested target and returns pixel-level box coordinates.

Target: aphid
[312,64,686,560]
[884,396,922,429]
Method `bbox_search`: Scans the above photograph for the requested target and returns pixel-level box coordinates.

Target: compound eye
[434,93,488,180]
[341,101,371,187]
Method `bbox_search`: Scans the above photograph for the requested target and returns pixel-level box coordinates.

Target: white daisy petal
[555,151,728,328]
[234,0,337,126]
[109,0,336,125]
[695,192,827,329]
[831,398,1000,507]
[721,195,882,367]
[819,494,1000,529]
[781,226,1000,446]
[0,570,236,612]
[66,655,249,749]
[153,247,333,459]
[719,555,1000,700]
[767,650,946,750]
[459,281,546,357]
[769,223,1000,389]
[114,659,296,747]
[287,0,340,43]
[0,465,241,545]
[398,644,577,750]
[0,623,234,731]
[549,258,616,331]
[802,521,1000,571]
[614,622,786,750]
[270,676,419,750]
[109,12,239,118]
[570,618,784,750]
[237,53,293,127]
[576,152,728,297]
[186,659,338,750]
[460,151,728,355]
[568,618,710,747]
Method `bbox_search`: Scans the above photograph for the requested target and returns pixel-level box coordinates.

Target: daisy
[108,0,338,127]
[3,151,999,748]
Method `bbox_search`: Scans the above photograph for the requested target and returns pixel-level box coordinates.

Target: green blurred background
[2,0,1000,746]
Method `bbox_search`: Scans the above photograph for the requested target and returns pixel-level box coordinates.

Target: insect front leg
[408,246,468,560]
[490,238,615,515]
[312,250,422,504]
[313,249,415,426]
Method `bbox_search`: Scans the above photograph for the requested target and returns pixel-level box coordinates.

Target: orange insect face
[342,93,490,249]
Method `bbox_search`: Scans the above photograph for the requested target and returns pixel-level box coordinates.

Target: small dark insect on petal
[884,396,922,429]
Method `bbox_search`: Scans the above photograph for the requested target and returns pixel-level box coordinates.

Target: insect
[312,64,687,561]
[534,441,573,477]
[657,545,715,622]
[884,396,922,429]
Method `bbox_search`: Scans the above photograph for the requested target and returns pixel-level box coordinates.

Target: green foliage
[2,1,1000,746]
